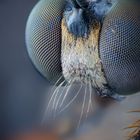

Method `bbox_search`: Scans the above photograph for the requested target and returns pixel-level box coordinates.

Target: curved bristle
[125,110,140,140]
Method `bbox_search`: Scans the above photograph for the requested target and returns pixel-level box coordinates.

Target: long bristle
[125,110,140,140]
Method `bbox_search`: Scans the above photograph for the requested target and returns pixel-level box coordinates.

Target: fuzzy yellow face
[61,18,108,94]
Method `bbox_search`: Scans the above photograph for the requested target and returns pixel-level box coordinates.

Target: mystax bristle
[126,110,140,140]
[99,0,140,95]
[25,0,65,84]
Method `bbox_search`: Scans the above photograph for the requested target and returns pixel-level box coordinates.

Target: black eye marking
[107,0,112,5]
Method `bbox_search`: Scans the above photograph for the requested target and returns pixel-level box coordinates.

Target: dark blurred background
[0,0,51,138]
